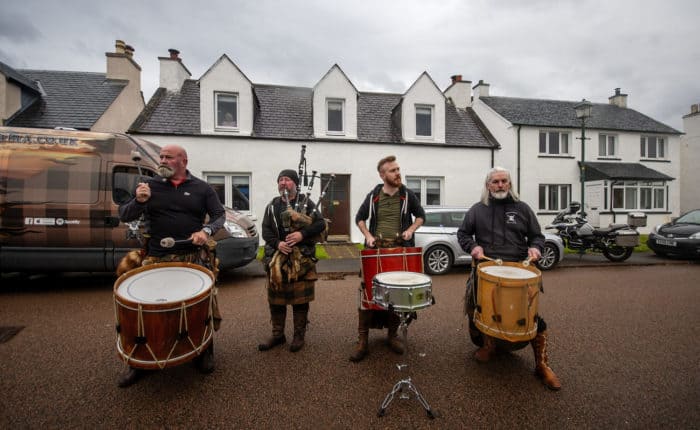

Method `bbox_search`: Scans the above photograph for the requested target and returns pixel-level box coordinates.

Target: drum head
[116,266,212,304]
[374,271,431,286]
[480,265,537,280]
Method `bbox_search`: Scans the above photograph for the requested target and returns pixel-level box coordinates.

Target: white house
[130,52,498,243]
[470,84,682,232]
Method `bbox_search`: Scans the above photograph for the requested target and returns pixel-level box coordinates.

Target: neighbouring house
[470,83,682,232]
[0,40,144,133]
[680,104,700,213]
[130,52,498,242]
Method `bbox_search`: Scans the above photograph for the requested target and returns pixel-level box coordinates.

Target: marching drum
[473,261,541,343]
[360,247,423,310]
[114,262,215,369]
[372,271,433,312]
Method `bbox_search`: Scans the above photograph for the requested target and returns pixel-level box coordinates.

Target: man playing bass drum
[457,166,561,390]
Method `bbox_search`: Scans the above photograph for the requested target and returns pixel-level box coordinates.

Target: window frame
[538,184,572,212]
[640,136,667,160]
[611,181,667,211]
[406,176,443,206]
[215,92,239,130]
[598,133,618,158]
[326,98,345,135]
[415,104,433,138]
[204,172,251,212]
[538,130,571,156]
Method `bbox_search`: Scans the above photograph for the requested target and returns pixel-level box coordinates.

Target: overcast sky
[1,0,697,131]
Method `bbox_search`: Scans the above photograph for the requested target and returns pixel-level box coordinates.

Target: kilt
[267,278,315,305]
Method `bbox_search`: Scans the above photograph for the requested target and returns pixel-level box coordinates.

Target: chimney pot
[615,87,621,95]
[450,74,462,84]
[692,104,699,114]
[168,49,180,60]
[124,44,134,58]
[115,40,126,54]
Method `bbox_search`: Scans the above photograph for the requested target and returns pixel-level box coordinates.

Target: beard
[388,175,402,187]
[157,165,174,178]
[491,190,508,200]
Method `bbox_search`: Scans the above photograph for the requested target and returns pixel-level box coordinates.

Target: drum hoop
[114,262,214,309]
[373,270,431,284]
[373,280,432,289]
[115,292,212,313]
[477,260,541,283]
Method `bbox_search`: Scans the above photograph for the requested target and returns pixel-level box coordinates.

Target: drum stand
[377,310,435,419]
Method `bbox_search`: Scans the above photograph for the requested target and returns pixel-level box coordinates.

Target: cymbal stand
[377,310,435,419]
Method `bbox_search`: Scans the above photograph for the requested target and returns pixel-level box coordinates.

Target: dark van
[0,127,258,273]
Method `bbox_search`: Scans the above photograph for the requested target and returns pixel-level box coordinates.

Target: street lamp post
[574,99,593,216]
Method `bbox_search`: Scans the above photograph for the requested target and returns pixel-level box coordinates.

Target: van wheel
[424,245,453,275]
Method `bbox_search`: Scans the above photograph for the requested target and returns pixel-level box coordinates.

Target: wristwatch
[202,226,212,236]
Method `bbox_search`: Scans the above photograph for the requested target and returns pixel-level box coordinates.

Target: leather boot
[349,310,371,362]
[117,366,145,388]
[289,304,308,352]
[386,312,405,355]
[474,334,496,363]
[258,305,287,351]
[195,342,215,374]
[531,330,562,390]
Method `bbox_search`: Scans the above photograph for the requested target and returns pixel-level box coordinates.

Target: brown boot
[531,330,562,390]
[349,310,371,362]
[258,305,286,351]
[386,312,405,355]
[289,304,308,352]
[474,334,496,363]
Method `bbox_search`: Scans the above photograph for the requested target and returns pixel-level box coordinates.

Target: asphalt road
[1,263,699,429]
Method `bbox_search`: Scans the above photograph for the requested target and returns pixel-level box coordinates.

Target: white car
[415,207,564,275]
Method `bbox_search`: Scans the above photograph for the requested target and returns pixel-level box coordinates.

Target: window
[216,93,238,128]
[327,99,344,133]
[406,176,442,205]
[416,105,432,137]
[539,131,570,155]
[112,166,155,204]
[205,173,250,211]
[640,136,666,159]
[612,181,666,210]
[538,184,571,211]
[599,134,617,157]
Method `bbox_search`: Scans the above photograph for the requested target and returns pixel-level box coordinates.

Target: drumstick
[522,257,531,267]
[481,255,503,266]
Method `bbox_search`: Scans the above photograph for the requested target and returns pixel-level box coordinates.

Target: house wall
[401,75,446,144]
[140,134,491,243]
[199,60,254,136]
[0,79,22,123]
[313,67,358,139]
[681,109,700,212]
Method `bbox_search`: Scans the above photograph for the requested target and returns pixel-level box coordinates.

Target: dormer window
[416,105,433,137]
[327,99,344,134]
[216,92,238,129]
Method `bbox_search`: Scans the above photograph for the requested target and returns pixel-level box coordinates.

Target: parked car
[414,207,564,275]
[647,209,700,259]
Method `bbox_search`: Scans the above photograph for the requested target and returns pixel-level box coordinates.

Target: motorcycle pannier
[615,230,640,247]
[627,212,647,227]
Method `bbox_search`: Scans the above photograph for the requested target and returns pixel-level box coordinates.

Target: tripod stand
[377,310,435,419]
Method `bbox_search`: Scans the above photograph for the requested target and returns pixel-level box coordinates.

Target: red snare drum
[360,247,423,310]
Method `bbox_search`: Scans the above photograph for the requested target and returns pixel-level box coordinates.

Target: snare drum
[114,262,215,369]
[473,261,541,343]
[372,271,433,312]
[360,247,423,310]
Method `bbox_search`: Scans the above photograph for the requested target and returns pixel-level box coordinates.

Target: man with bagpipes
[258,164,326,353]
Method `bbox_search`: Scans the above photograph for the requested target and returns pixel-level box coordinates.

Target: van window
[4,150,100,204]
[112,167,154,204]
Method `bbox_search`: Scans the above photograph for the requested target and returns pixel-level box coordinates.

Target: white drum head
[374,271,431,285]
[481,265,537,280]
[116,266,212,304]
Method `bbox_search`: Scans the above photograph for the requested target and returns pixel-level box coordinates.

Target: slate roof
[480,96,681,135]
[582,161,675,181]
[132,83,498,148]
[0,61,40,93]
[7,70,127,130]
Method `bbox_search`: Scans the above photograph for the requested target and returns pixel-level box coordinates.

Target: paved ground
[1,262,699,428]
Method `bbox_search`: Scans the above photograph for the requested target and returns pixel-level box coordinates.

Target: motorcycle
[545,202,640,262]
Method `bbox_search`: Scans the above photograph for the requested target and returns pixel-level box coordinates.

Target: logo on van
[24,217,80,226]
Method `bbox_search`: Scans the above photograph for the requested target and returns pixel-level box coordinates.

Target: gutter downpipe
[517,125,521,194]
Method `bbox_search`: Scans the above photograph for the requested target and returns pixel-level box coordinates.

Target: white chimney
[158,48,191,92]
[444,74,472,109]
[608,87,628,108]
[473,80,490,100]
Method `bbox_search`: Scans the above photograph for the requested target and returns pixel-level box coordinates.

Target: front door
[320,174,350,240]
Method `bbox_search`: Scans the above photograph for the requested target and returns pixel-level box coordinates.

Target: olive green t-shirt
[375,191,401,240]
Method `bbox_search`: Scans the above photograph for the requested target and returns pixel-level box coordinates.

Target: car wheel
[424,245,453,275]
[536,242,559,271]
